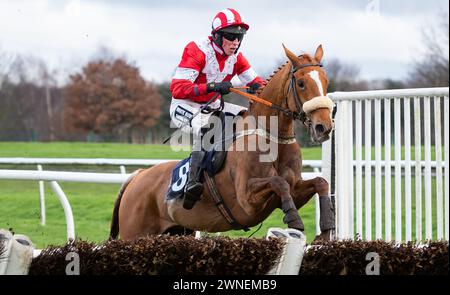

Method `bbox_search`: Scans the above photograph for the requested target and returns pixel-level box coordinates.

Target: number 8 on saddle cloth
[166,111,232,201]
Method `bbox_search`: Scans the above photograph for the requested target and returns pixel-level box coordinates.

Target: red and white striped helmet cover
[211,8,249,33]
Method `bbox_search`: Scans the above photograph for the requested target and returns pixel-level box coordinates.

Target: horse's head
[283,45,334,143]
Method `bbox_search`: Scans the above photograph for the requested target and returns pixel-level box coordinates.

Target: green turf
[0,142,190,159]
[0,141,323,160]
[0,142,321,248]
[2,142,441,248]
[0,180,120,247]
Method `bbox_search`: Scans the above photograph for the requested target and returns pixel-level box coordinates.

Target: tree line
[0,14,447,144]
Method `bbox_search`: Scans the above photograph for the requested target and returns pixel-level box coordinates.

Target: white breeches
[169,98,246,136]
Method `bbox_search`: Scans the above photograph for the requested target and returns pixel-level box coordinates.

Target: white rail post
[374,98,382,240]
[394,97,402,242]
[335,100,352,239]
[384,98,392,241]
[434,96,443,240]
[346,100,354,239]
[414,96,422,241]
[49,181,75,241]
[37,165,46,226]
[364,99,372,241]
[119,165,126,174]
[444,96,449,241]
[355,100,363,238]
[404,97,412,241]
[424,96,432,240]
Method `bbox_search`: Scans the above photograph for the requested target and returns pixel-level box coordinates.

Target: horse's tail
[109,169,143,240]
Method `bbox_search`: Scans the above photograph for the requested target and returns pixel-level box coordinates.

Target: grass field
[1,142,443,248]
[0,142,322,248]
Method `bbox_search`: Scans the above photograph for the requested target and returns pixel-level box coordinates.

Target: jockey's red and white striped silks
[170,37,264,103]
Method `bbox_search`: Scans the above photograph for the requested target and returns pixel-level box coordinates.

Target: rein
[230,62,326,127]
[229,88,295,119]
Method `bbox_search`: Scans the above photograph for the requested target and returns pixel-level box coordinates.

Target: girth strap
[204,172,250,231]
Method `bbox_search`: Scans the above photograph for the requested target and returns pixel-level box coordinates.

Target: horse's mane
[256,53,314,96]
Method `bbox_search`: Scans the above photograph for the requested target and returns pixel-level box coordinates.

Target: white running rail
[322,87,449,242]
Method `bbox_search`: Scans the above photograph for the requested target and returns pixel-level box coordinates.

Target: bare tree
[0,47,16,89]
[409,12,449,87]
[37,60,57,141]
[0,52,62,141]
[325,59,369,92]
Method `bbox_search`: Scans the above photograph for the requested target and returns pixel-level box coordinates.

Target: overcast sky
[0,0,448,84]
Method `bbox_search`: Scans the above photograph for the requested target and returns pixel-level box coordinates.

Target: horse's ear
[282,44,299,66]
[314,44,324,63]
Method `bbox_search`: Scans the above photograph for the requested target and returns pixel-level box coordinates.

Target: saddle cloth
[165,149,227,201]
[166,157,191,201]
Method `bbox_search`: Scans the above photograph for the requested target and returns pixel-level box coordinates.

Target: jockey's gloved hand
[206,81,232,95]
[247,83,261,94]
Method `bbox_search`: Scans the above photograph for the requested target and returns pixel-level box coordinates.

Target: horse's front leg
[245,176,304,231]
[292,177,335,240]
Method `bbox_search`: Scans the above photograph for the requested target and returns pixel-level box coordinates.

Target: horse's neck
[250,63,295,137]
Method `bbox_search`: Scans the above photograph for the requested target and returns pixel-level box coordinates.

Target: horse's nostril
[315,124,326,134]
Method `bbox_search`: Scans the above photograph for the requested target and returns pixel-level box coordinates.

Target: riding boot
[183,150,206,210]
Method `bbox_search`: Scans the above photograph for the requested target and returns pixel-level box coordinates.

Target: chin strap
[212,32,223,48]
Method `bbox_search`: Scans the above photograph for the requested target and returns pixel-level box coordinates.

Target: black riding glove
[206,81,232,95]
[247,83,261,94]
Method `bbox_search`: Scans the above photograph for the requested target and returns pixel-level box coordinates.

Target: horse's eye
[297,80,305,89]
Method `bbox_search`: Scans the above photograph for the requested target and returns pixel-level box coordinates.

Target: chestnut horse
[110,45,335,241]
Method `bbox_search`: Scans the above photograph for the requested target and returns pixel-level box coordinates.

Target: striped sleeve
[170,42,208,99]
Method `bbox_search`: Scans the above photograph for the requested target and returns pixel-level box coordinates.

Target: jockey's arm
[170,42,212,103]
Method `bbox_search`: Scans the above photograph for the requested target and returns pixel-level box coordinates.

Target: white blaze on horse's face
[301,68,333,144]
[308,70,325,97]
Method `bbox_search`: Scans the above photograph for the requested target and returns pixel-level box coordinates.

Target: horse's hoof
[287,220,304,231]
[284,212,305,231]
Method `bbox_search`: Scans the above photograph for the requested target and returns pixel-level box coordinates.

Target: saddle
[166,111,229,201]
[165,148,227,201]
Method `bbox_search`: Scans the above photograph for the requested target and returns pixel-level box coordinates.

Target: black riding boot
[183,150,206,210]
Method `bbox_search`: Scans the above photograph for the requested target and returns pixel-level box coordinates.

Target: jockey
[170,8,265,210]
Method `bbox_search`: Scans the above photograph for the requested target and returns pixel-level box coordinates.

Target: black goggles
[220,32,244,42]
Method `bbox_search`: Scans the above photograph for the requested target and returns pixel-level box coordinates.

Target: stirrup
[183,182,203,210]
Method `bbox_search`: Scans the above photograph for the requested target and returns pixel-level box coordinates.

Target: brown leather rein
[230,62,323,127]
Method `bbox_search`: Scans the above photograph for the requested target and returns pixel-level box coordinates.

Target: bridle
[246,62,327,126]
[286,62,324,127]
[230,61,333,141]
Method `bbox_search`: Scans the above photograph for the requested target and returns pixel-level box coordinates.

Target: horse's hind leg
[292,177,336,241]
